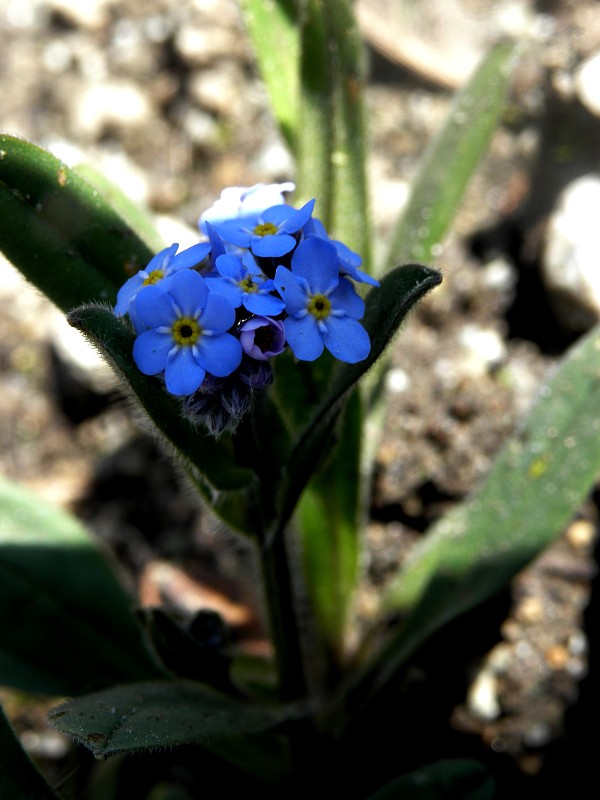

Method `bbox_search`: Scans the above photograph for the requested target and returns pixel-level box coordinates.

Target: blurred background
[1,0,599,794]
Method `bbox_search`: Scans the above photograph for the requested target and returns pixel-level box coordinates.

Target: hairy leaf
[0,134,153,311]
[0,705,60,800]
[49,680,297,761]
[384,43,517,273]
[0,477,162,696]
[372,322,600,690]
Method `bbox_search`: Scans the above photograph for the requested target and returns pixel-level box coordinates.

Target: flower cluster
[114,183,379,435]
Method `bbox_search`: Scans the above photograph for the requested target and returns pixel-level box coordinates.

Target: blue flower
[114,241,212,321]
[304,217,379,287]
[211,199,316,258]
[132,269,242,396]
[206,252,285,316]
[198,182,295,232]
[274,237,371,363]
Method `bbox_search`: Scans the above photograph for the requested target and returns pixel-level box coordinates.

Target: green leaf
[74,161,165,253]
[67,305,255,503]
[296,1,372,268]
[384,43,517,274]
[49,680,297,763]
[373,322,600,690]
[239,0,299,150]
[274,264,442,534]
[297,391,364,663]
[0,704,60,800]
[366,759,495,800]
[0,477,162,696]
[0,134,153,312]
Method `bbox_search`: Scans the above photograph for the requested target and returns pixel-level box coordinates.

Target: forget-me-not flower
[206,252,285,316]
[239,315,286,361]
[199,182,295,233]
[274,237,371,363]
[114,241,212,322]
[212,199,316,258]
[132,269,242,396]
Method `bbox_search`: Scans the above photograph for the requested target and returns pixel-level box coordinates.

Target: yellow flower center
[143,269,165,286]
[172,317,202,346]
[253,222,278,237]
[239,277,258,293]
[308,294,331,320]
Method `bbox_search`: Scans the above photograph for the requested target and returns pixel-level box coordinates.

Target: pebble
[575,51,600,116]
[542,174,600,331]
[72,80,154,139]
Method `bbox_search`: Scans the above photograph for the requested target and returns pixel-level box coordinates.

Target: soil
[0,1,599,797]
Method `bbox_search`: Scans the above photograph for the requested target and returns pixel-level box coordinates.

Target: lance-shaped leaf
[366,759,495,800]
[0,134,153,311]
[67,305,258,532]
[0,477,162,696]
[383,42,517,274]
[239,0,299,150]
[296,391,364,664]
[74,161,165,253]
[296,1,372,268]
[49,680,297,783]
[366,322,600,693]
[273,264,442,535]
[0,705,60,800]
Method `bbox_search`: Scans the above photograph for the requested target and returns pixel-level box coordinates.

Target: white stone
[575,52,600,117]
[466,666,501,721]
[457,324,506,376]
[46,0,115,30]
[72,81,153,139]
[542,174,600,330]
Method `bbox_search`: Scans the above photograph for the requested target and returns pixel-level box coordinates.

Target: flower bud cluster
[114,183,379,435]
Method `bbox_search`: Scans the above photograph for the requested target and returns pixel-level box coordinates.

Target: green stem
[258,528,307,701]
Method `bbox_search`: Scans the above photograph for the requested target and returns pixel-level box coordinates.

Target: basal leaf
[384,43,517,274]
[74,161,165,253]
[367,759,495,800]
[371,322,600,691]
[49,680,297,760]
[0,704,60,800]
[67,305,254,498]
[296,1,372,268]
[297,391,364,664]
[239,0,299,150]
[0,134,153,312]
[0,477,162,696]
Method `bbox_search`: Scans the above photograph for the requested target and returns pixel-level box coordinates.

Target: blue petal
[133,329,173,375]
[165,269,208,317]
[171,241,211,270]
[243,291,286,316]
[199,291,237,333]
[330,278,365,319]
[205,221,226,260]
[274,266,309,315]
[212,218,255,248]
[134,284,176,328]
[195,332,242,377]
[284,315,324,361]
[251,232,296,258]
[291,237,339,293]
[215,254,244,280]
[322,316,371,363]
[114,273,144,316]
[164,347,205,395]
[205,277,243,308]
[145,243,178,273]
[280,198,315,233]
